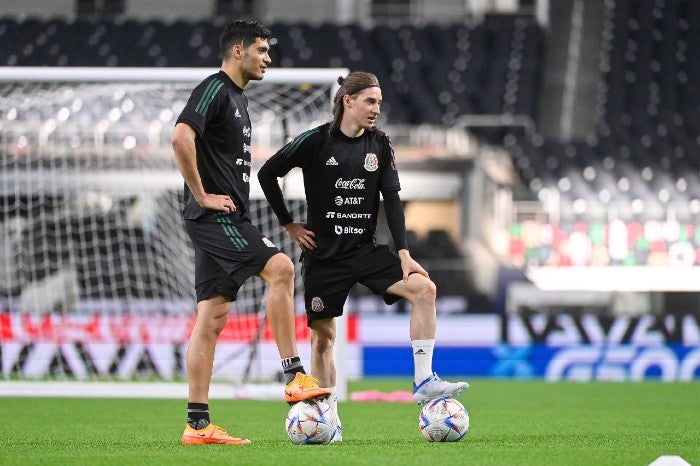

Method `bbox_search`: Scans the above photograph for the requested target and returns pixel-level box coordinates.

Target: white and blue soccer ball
[418,397,469,442]
[285,399,337,445]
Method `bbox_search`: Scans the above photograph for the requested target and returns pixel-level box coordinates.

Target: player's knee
[413,278,437,306]
[310,321,335,353]
[276,259,295,283]
[196,313,228,337]
[311,330,335,354]
[266,253,295,285]
[196,300,231,336]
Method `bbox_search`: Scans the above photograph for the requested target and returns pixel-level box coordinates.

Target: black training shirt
[258,123,402,260]
[176,71,253,219]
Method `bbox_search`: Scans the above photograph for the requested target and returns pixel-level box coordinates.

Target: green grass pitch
[1,379,698,465]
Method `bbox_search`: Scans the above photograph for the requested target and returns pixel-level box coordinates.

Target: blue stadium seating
[508,0,699,224]
[0,16,543,126]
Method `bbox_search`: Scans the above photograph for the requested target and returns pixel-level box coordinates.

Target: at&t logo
[334,196,364,206]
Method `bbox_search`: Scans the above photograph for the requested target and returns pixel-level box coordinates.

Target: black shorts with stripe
[184,211,279,302]
[301,243,404,325]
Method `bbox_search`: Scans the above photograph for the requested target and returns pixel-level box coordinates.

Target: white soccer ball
[418,397,469,442]
[285,399,337,445]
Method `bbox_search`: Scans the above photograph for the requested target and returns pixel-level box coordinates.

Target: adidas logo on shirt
[326,157,338,166]
[234,108,241,118]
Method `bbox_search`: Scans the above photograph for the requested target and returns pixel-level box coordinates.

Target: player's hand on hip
[199,193,237,213]
[284,222,317,251]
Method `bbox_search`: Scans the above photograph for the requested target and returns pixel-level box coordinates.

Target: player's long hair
[329,71,380,134]
[219,20,272,60]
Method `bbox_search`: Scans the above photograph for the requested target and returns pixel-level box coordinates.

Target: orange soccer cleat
[284,372,332,404]
[181,423,251,445]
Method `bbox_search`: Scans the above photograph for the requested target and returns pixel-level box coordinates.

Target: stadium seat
[0,15,544,130]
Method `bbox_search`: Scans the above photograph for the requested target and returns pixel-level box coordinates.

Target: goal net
[0,66,346,397]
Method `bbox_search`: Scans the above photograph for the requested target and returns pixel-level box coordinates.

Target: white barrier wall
[2,312,698,382]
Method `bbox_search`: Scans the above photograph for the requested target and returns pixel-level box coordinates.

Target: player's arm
[257,157,294,225]
[259,130,322,250]
[379,133,425,280]
[383,190,428,281]
[258,159,317,251]
[172,122,235,213]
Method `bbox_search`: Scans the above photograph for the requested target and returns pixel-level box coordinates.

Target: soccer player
[258,71,469,441]
[172,19,330,445]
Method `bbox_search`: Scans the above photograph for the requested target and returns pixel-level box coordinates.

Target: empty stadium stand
[0,15,543,127]
[3,0,699,314]
[508,0,699,225]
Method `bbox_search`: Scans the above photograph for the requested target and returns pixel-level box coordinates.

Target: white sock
[329,387,340,424]
[412,339,435,385]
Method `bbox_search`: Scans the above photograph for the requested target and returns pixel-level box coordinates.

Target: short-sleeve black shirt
[261,123,401,260]
[176,71,253,220]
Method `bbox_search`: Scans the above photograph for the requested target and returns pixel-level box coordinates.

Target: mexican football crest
[364,153,378,172]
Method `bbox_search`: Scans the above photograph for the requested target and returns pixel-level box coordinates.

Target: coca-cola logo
[335,178,365,190]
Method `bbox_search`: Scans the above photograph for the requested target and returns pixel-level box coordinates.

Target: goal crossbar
[0,66,347,84]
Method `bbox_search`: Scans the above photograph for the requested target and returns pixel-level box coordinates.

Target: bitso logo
[334,225,364,235]
[262,237,275,248]
[364,153,378,172]
[311,297,324,312]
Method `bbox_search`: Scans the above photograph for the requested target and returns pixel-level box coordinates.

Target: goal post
[0,66,349,399]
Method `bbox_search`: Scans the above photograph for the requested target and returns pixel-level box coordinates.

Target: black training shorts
[184,211,280,302]
[301,243,403,324]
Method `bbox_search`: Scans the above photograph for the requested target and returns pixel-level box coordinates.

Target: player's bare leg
[260,253,331,402]
[259,253,298,358]
[387,274,437,341]
[387,275,469,404]
[309,317,337,388]
[183,295,250,444]
[187,295,230,404]
[310,317,341,441]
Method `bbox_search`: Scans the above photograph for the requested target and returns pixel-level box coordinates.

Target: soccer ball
[418,397,469,442]
[285,399,337,445]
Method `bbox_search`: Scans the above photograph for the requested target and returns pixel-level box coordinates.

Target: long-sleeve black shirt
[258,123,407,260]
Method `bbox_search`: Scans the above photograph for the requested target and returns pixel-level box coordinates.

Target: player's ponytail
[329,71,380,134]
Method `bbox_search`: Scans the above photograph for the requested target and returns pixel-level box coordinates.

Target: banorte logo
[335,178,365,189]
